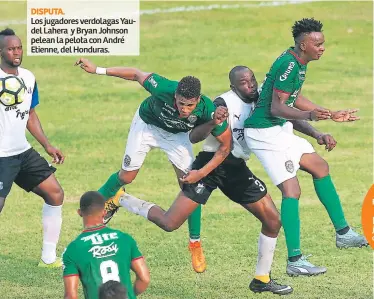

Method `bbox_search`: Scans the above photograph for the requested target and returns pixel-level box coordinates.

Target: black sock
[336,226,350,235]
[288,254,302,262]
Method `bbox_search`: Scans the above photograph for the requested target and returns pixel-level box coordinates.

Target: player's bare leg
[300,153,368,249]
[119,190,208,270]
[172,165,206,273]
[32,174,64,268]
[278,176,327,276]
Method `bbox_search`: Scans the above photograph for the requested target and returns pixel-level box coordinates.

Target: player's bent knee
[162,220,182,232]
[48,187,64,206]
[263,216,281,235]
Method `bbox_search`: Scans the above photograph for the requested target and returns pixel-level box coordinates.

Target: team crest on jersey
[195,182,205,194]
[123,155,131,167]
[187,114,197,123]
[285,160,294,173]
[298,71,306,80]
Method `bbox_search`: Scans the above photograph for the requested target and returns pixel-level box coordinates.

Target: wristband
[96,67,107,75]
[308,111,313,121]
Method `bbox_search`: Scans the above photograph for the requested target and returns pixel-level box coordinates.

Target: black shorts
[183,151,267,205]
[0,148,56,198]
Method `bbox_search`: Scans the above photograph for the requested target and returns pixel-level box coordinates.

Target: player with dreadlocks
[243,18,368,276]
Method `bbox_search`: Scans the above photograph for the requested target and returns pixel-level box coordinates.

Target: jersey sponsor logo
[4,105,18,112]
[159,112,194,129]
[233,128,244,141]
[89,242,119,258]
[16,109,29,120]
[81,232,119,245]
[148,76,158,88]
[285,160,294,173]
[279,62,295,81]
[162,104,176,114]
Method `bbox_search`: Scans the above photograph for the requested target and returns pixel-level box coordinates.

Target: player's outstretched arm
[271,90,331,121]
[290,120,337,151]
[295,95,360,123]
[181,127,232,184]
[131,258,150,296]
[74,58,151,86]
[189,106,228,143]
[63,275,79,299]
[27,109,65,164]
[294,94,325,111]
[330,109,360,122]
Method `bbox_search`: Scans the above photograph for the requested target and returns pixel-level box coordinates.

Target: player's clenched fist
[74,58,97,74]
[213,106,229,125]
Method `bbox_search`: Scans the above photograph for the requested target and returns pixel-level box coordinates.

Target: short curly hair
[176,76,201,99]
[292,18,323,42]
[0,28,16,48]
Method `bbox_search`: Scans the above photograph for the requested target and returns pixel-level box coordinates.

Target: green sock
[98,172,123,200]
[281,197,301,258]
[313,174,348,231]
[188,204,201,240]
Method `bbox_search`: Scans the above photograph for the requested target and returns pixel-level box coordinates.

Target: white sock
[41,203,62,264]
[119,194,155,219]
[190,238,200,243]
[255,233,277,276]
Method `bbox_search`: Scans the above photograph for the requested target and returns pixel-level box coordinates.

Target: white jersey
[203,90,254,160]
[0,67,39,157]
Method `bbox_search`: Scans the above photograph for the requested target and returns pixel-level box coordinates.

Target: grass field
[0,1,372,298]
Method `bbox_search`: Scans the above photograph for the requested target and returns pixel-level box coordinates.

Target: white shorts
[244,121,315,186]
[122,109,194,173]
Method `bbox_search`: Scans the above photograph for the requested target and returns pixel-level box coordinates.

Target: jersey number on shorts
[100,260,120,283]
[255,179,265,192]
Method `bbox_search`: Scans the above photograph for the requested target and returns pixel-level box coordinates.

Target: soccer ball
[0,75,27,106]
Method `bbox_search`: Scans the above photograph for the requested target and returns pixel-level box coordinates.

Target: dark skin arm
[271,90,331,121]
[63,275,79,299]
[290,120,337,151]
[131,258,150,295]
[295,94,360,122]
[27,108,64,164]
[74,58,151,86]
[181,127,232,184]
[189,106,229,143]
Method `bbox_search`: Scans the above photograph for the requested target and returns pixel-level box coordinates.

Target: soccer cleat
[188,241,206,273]
[249,278,293,295]
[103,188,125,224]
[336,228,369,249]
[286,255,326,277]
[38,257,62,268]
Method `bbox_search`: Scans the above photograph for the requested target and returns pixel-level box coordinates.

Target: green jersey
[62,225,142,299]
[245,47,307,128]
[139,73,227,135]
